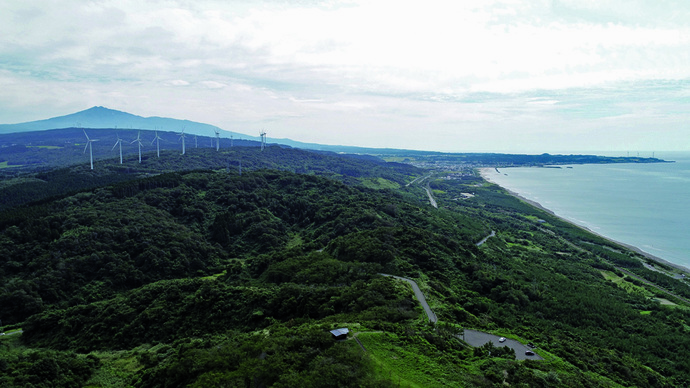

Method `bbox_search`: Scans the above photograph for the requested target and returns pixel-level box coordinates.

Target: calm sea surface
[483,152,690,270]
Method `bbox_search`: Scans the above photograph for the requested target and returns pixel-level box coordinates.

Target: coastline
[478,168,690,274]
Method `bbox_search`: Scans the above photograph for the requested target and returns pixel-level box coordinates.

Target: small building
[330,328,349,340]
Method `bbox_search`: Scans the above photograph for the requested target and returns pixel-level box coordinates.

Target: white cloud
[198,80,226,89]
[0,0,689,151]
[166,80,190,86]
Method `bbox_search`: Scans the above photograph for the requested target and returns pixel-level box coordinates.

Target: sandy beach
[478,167,690,275]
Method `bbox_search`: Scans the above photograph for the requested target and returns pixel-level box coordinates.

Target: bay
[481,152,690,271]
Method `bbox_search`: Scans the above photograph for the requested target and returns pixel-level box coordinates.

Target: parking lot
[460,329,543,361]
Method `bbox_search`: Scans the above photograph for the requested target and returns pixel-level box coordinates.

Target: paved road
[617,267,690,305]
[424,185,438,208]
[405,173,437,209]
[405,173,431,187]
[377,275,542,361]
[379,274,437,323]
[475,230,496,247]
[461,329,542,361]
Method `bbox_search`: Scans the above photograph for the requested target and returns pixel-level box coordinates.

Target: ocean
[482,152,690,271]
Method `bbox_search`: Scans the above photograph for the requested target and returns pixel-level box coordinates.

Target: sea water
[483,152,690,271]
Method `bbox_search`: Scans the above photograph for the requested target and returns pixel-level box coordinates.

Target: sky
[1,0,689,153]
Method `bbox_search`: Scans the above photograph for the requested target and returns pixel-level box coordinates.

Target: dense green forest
[0,145,419,210]
[1,146,689,387]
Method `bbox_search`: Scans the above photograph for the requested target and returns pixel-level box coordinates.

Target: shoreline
[478,168,690,275]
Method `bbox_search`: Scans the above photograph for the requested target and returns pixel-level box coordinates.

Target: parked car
[498,337,506,343]
[525,350,535,356]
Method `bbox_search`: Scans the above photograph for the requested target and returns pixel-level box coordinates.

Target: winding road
[378,274,542,360]
[379,274,437,323]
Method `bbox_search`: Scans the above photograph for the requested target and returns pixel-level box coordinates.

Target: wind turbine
[131,131,143,163]
[214,129,220,151]
[151,130,162,158]
[260,130,267,151]
[83,129,99,169]
[230,134,233,147]
[194,134,198,148]
[178,127,186,154]
[112,134,123,164]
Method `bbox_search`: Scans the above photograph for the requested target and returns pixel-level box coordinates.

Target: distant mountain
[0,106,369,152]
[0,106,260,140]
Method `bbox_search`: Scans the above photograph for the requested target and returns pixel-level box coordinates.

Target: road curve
[379,274,437,323]
[475,230,496,247]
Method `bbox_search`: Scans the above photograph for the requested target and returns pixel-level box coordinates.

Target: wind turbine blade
[112,140,119,151]
[83,129,90,141]
[83,142,89,153]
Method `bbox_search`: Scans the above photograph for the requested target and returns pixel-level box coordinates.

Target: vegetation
[1,145,689,387]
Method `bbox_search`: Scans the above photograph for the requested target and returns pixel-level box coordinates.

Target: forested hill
[0,127,669,177]
[0,145,420,211]
[1,154,690,386]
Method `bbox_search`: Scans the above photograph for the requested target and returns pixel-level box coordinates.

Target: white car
[498,337,506,343]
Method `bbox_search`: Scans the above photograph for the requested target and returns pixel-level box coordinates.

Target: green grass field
[360,177,401,190]
[0,161,21,169]
[356,332,464,387]
[28,145,62,149]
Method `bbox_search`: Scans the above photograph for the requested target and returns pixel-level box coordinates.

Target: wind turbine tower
[260,130,267,151]
[151,130,163,158]
[214,129,220,151]
[195,134,198,148]
[112,135,123,164]
[178,128,187,155]
[83,129,99,169]
[230,135,234,147]
[131,131,144,163]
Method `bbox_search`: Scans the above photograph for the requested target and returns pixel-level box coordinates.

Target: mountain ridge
[0,106,354,151]
[0,106,251,139]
